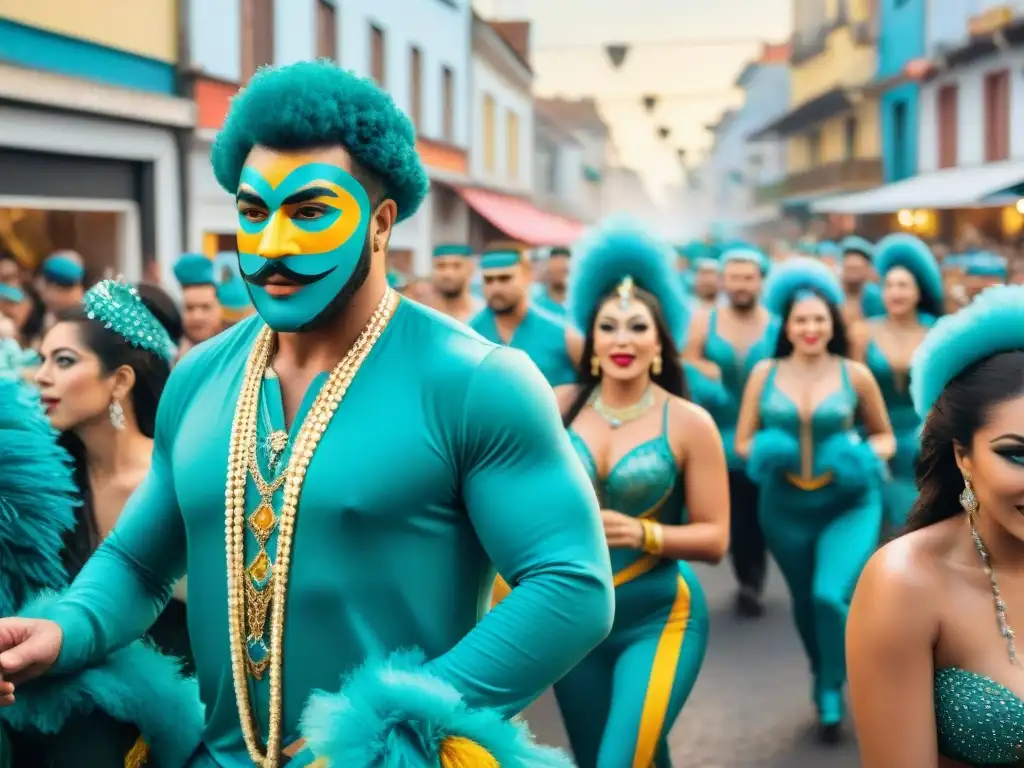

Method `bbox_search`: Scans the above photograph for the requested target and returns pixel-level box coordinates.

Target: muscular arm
[661,400,729,563]
[847,542,940,767]
[849,360,896,460]
[680,308,721,379]
[48,366,192,673]
[734,360,771,459]
[847,320,870,363]
[427,346,614,716]
[564,326,585,368]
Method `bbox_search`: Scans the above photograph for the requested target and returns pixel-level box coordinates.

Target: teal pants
[554,561,708,768]
[883,425,920,531]
[758,478,881,724]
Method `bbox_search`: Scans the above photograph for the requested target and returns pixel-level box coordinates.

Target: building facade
[878,0,926,183]
[0,0,191,284]
[185,0,473,277]
[753,0,883,217]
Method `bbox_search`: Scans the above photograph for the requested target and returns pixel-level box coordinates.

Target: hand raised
[0,618,63,705]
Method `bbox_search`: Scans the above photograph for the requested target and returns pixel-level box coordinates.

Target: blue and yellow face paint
[235,151,373,331]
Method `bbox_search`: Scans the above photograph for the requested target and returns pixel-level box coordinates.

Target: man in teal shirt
[0,62,612,768]
[470,245,582,387]
[429,243,482,323]
[531,246,570,317]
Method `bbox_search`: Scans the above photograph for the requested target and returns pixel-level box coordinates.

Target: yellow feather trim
[439,736,500,768]
[124,735,149,768]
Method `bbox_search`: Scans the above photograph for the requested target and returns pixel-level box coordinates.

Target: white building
[185,0,472,277]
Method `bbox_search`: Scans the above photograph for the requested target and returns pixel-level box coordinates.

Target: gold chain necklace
[589,384,655,429]
[225,288,398,767]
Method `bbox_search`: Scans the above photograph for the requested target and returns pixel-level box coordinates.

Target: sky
[474,0,792,198]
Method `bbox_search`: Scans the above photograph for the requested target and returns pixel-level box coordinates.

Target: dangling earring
[651,354,663,376]
[590,355,601,376]
[960,471,979,519]
[109,399,126,431]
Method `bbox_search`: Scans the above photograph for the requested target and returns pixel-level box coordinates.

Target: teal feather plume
[746,428,800,483]
[762,257,844,316]
[874,234,944,313]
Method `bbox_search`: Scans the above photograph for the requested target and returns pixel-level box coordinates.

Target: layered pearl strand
[225,288,398,767]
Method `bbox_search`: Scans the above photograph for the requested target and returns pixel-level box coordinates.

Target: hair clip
[84,278,176,363]
[617,275,636,310]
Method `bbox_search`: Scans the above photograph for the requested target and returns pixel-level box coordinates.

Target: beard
[489,298,517,315]
[436,283,465,300]
[730,293,757,311]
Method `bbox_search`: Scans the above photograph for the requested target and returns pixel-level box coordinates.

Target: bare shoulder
[666,393,717,436]
[748,357,775,383]
[843,357,874,385]
[553,384,580,413]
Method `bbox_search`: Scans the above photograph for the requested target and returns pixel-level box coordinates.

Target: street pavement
[521,560,862,767]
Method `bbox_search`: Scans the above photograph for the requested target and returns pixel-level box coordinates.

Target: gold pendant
[269,430,288,454]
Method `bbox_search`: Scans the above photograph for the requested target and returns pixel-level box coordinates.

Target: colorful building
[0,0,191,284]
[877,0,926,183]
[750,0,882,219]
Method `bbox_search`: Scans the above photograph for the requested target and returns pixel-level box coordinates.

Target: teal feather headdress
[173,253,215,287]
[840,235,875,260]
[815,241,842,259]
[721,246,767,274]
[964,252,1009,279]
[83,280,176,363]
[211,60,429,222]
[910,285,1024,418]
[0,283,24,303]
[874,233,944,312]
[568,215,689,344]
[762,256,844,316]
[0,380,77,616]
[41,252,85,286]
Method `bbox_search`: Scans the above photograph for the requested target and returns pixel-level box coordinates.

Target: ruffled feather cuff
[818,434,884,493]
[746,428,801,483]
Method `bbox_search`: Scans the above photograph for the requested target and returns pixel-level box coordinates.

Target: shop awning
[811,160,1024,214]
[748,87,853,140]
[453,186,586,246]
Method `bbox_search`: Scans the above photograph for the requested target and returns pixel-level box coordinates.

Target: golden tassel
[124,736,149,768]
[439,736,500,768]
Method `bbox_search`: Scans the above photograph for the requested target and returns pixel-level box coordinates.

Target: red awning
[453,186,586,247]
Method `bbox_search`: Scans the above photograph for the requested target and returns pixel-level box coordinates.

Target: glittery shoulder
[934,667,1024,765]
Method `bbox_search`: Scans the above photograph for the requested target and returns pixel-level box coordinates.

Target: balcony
[754,180,788,205]
[777,158,884,200]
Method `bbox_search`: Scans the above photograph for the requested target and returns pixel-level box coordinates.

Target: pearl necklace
[225,288,398,767]
[588,384,655,429]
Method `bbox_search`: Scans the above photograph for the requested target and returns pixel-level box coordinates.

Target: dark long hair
[562,286,688,427]
[773,289,849,358]
[905,350,1024,533]
[53,299,173,575]
[18,283,46,348]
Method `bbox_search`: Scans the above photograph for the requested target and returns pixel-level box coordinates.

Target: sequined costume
[552,218,710,767]
[33,63,611,768]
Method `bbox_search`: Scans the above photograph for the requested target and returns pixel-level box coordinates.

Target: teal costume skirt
[554,561,708,768]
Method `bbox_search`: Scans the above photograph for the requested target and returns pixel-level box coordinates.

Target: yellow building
[752,0,883,210]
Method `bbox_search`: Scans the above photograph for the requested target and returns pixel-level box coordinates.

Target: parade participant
[37,251,85,330]
[683,246,778,617]
[735,257,893,741]
[216,263,256,328]
[0,61,612,768]
[0,251,21,287]
[963,252,1008,301]
[839,235,885,325]
[532,246,571,317]
[174,253,223,358]
[429,243,481,322]
[691,256,721,309]
[470,243,582,386]
[850,234,944,530]
[552,217,726,768]
[848,285,1024,767]
[0,377,202,767]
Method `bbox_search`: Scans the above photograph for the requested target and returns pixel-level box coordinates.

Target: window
[843,116,858,160]
[807,128,822,166]
[937,84,958,168]
[892,99,908,180]
[506,110,519,180]
[410,47,422,130]
[984,70,1010,162]
[483,94,496,173]
[370,24,386,86]
[442,66,454,143]
[241,0,275,81]
[316,0,337,61]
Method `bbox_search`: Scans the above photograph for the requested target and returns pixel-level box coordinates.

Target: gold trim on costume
[784,471,834,491]
[124,736,149,768]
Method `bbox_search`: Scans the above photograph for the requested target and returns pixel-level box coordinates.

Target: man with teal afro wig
[0,60,611,768]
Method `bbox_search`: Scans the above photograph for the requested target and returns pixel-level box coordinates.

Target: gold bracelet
[640,519,664,555]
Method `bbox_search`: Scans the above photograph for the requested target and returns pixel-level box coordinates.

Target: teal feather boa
[817,434,884,493]
[746,428,800,483]
[0,594,204,768]
[301,650,572,767]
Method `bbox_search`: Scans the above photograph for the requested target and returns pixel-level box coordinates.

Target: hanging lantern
[642,94,658,112]
[676,148,687,162]
[658,126,671,140]
[606,44,629,69]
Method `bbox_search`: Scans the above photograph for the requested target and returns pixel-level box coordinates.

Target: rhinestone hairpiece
[83,279,176,363]
[617,276,636,310]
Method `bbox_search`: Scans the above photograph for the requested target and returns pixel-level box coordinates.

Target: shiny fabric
[757,363,882,726]
[935,667,1024,765]
[469,305,577,387]
[556,404,709,767]
[48,300,613,768]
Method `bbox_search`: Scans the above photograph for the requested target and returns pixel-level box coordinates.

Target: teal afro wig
[569,215,689,344]
[840,235,875,260]
[874,233,943,313]
[211,60,429,222]
[910,285,1024,418]
[763,257,844,316]
[722,246,767,274]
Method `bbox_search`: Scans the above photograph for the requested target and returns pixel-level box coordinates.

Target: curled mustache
[242,258,336,287]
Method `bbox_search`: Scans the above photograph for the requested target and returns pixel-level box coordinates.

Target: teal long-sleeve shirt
[48,299,614,766]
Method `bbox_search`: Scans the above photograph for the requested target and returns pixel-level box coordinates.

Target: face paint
[235,158,372,331]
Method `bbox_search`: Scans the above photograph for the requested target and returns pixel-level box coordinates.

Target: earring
[960,471,979,518]
[109,399,126,431]
[651,354,663,376]
[590,355,601,377]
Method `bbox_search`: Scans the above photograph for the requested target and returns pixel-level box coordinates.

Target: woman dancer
[0,377,202,766]
[734,257,893,740]
[553,218,729,767]
[848,285,1024,767]
[851,234,944,531]
[32,279,193,670]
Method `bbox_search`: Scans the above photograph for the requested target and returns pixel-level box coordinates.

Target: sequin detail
[83,279,176,362]
[935,668,1024,765]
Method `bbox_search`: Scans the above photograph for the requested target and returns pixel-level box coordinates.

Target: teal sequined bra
[935,668,1024,764]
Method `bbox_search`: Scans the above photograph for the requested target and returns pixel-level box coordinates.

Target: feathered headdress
[0,380,77,616]
[874,233,944,312]
[762,256,844,316]
[568,215,689,345]
[911,284,1024,418]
